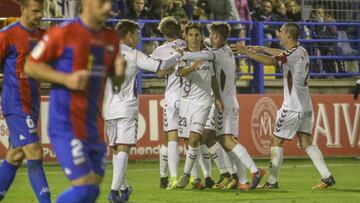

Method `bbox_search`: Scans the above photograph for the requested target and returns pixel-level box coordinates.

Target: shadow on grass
[330,188,360,193]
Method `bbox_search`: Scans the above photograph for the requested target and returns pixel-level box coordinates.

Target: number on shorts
[71,139,86,166]
[178,116,187,127]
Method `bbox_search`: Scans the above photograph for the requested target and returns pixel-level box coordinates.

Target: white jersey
[273,46,313,112]
[212,45,239,109]
[150,39,187,103]
[177,50,215,106]
[103,43,181,120]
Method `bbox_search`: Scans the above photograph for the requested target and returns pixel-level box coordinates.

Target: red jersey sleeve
[29,27,63,64]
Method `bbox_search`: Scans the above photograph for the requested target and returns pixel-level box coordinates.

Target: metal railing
[2,18,359,94]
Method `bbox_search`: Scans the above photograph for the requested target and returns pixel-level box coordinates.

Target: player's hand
[246,45,262,53]
[230,43,249,55]
[115,54,126,77]
[191,59,203,70]
[215,98,224,112]
[175,48,184,56]
[65,70,89,90]
[354,80,360,100]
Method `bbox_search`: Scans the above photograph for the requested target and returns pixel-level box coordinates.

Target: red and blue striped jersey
[0,21,44,118]
[29,18,120,143]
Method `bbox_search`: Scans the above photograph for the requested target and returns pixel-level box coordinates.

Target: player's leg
[0,147,24,201]
[199,135,213,188]
[159,132,168,189]
[227,150,250,191]
[22,142,51,203]
[119,177,132,202]
[106,118,137,202]
[258,135,284,189]
[219,135,264,189]
[51,136,100,203]
[167,130,179,189]
[203,130,230,189]
[2,114,50,202]
[298,132,335,188]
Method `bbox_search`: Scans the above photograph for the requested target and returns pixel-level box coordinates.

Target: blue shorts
[50,135,107,181]
[5,114,39,148]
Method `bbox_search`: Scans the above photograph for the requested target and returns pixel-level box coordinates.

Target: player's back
[30,18,120,142]
[278,46,312,112]
[178,50,215,106]
[0,22,44,118]
[212,45,239,109]
[151,39,187,102]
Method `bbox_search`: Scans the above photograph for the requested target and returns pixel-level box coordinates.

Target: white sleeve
[181,50,215,61]
[135,50,161,72]
[158,52,182,71]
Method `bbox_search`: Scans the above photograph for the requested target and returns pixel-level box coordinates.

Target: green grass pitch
[2,158,360,203]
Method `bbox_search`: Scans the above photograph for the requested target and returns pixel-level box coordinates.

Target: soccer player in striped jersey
[25,0,126,202]
[103,20,183,202]
[0,1,51,202]
[233,22,335,189]
[150,16,187,189]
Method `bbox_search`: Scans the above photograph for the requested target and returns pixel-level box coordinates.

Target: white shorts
[273,108,312,140]
[105,118,138,146]
[205,104,216,131]
[215,107,239,138]
[163,100,179,132]
[178,101,211,139]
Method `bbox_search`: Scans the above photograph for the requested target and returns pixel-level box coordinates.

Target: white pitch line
[13,163,359,176]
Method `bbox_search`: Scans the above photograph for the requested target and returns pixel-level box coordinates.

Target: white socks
[184,146,200,175]
[268,147,283,184]
[159,145,168,178]
[209,142,228,174]
[111,152,128,191]
[199,145,211,178]
[227,151,248,184]
[167,141,179,178]
[191,161,200,179]
[306,145,331,178]
[231,144,258,174]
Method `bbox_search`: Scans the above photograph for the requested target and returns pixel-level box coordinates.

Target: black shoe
[204,177,215,188]
[312,175,336,189]
[160,177,169,189]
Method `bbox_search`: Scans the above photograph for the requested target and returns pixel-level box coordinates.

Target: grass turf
[2,158,360,203]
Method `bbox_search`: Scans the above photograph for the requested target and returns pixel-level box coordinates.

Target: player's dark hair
[283,22,300,41]
[209,22,231,41]
[115,20,139,38]
[184,22,203,35]
[20,0,44,6]
[158,16,182,39]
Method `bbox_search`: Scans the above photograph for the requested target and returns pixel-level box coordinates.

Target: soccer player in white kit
[103,20,184,202]
[200,22,257,191]
[175,22,224,189]
[149,17,187,189]
[233,22,335,189]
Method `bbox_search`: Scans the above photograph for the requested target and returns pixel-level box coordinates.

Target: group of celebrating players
[4,0,360,202]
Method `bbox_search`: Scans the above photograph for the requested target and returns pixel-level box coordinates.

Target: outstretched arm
[246,45,284,56]
[233,44,277,66]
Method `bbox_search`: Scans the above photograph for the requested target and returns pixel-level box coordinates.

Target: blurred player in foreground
[25,0,126,202]
[0,0,51,202]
